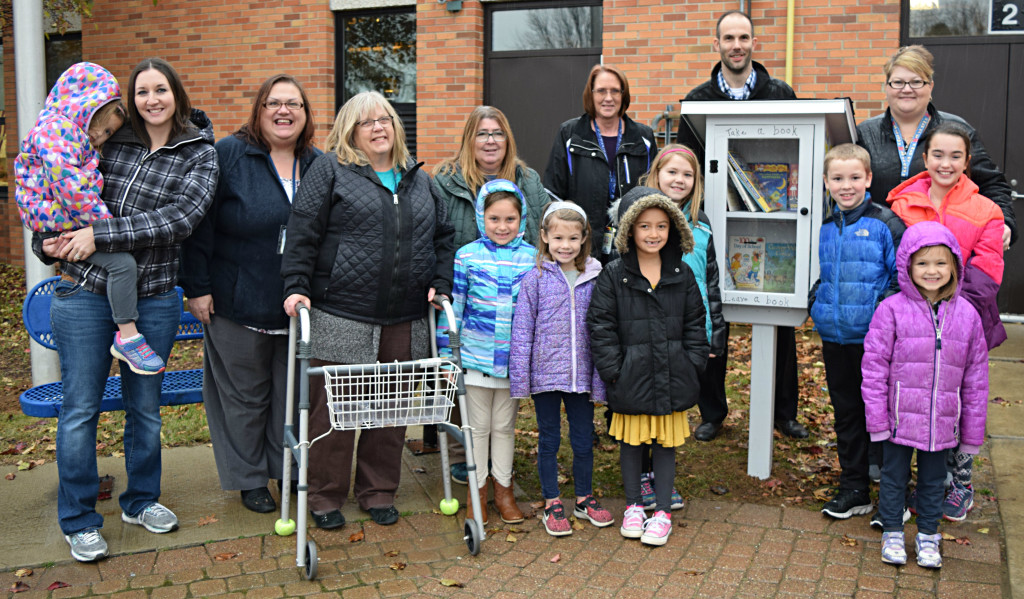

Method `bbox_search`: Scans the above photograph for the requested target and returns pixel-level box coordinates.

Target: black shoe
[241,487,276,514]
[368,505,400,526]
[821,489,873,519]
[311,509,345,530]
[869,507,911,530]
[774,419,809,439]
[693,420,723,442]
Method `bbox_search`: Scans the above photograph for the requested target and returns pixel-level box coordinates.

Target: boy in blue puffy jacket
[809,144,905,519]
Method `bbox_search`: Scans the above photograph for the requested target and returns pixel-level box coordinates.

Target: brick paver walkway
[2,498,1004,598]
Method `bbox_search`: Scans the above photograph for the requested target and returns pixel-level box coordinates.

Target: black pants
[774,326,799,422]
[822,341,869,492]
[696,323,729,424]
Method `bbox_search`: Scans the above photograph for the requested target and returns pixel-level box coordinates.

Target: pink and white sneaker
[620,504,645,539]
[640,510,672,546]
[574,495,614,527]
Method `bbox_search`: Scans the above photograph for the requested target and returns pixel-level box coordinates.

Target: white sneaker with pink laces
[620,504,645,539]
[640,510,672,546]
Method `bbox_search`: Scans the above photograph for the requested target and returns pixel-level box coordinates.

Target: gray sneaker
[65,529,108,562]
[122,502,178,533]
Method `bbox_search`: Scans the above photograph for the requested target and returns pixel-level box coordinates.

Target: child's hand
[1004,224,1011,251]
[41,236,69,258]
[59,227,96,262]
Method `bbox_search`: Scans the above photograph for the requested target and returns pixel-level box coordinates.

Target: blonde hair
[536,200,592,272]
[639,144,704,223]
[325,91,410,169]
[911,244,958,303]
[823,143,872,176]
[432,106,525,192]
[884,45,934,84]
[89,101,126,151]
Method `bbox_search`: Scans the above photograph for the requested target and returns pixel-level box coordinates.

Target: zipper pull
[936,327,942,350]
[393,193,398,205]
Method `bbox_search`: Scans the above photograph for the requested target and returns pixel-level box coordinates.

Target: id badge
[602,226,616,255]
[277,226,287,255]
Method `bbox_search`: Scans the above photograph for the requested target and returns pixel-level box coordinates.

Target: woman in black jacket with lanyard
[543,64,658,262]
[180,74,321,514]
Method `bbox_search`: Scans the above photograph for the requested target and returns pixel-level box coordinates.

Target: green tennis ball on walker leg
[439,498,459,516]
[275,518,297,536]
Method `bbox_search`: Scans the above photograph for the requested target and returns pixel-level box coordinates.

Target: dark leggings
[621,442,675,513]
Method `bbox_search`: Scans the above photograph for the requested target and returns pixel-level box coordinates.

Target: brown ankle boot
[466,483,488,525]
[492,479,524,524]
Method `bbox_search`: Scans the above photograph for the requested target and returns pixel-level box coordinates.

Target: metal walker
[275,300,486,580]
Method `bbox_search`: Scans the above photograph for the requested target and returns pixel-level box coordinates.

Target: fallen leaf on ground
[9,581,29,593]
[412,467,427,474]
[197,515,218,527]
[17,461,31,471]
[14,568,31,577]
[840,535,858,547]
[439,578,463,587]
[977,528,990,534]
[389,562,406,570]
[550,553,561,563]
[812,488,831,502]
[954,537,971,546]
[683,571,702,576]
[4,473,14,480]
[505,533,517,542]
[349,530,364,543]
[384,550,400,557]
[529,500,544,509]
[710,485,729,496]
[941,532,957,541]
[213,552,238,561]
[46,582,70,590]
[572,518,585,530]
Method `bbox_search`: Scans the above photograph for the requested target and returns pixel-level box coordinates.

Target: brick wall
[2,0,902,266]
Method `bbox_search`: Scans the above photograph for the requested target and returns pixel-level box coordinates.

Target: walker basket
[322,358,458,431]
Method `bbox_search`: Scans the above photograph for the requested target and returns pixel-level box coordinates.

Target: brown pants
[306,321,411,513]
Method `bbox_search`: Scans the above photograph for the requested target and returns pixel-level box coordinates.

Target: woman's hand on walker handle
[428,287,449,310]
[284,293,311,317]
[187,294,215,324]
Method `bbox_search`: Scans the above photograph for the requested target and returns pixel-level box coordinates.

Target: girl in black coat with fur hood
[587,187,709,546]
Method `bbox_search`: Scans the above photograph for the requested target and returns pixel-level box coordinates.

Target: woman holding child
[36,58,218,562]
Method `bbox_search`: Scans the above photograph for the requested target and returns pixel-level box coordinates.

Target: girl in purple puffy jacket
[862,221,988,570]
[510,201,612,537]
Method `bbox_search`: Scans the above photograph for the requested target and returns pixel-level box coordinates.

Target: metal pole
[13,0,60,385]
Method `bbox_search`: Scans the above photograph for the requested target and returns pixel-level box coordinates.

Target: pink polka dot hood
[14,62,122,232]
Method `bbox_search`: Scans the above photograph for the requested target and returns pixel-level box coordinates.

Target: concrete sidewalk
[1,324,1020,597]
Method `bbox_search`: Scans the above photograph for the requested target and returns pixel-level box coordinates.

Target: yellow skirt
[609,411,690,448]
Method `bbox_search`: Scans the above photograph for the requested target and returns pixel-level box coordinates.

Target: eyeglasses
[475,130,507,142]
[887,79,930,90]
[263,100,304,111]
[592,88,622,98]
[357,116,394,129]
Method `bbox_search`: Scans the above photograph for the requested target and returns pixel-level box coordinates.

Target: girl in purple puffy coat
[862,221,988,569]
[510,201,612,537]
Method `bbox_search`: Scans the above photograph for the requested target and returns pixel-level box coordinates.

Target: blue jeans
[534,391,594,500]
[879,440,946,535]
[51,282,180,535]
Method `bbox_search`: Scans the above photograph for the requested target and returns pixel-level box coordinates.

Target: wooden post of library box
[680,99,856,479]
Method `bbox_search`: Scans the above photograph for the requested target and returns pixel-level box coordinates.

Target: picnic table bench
[19,276,205,418]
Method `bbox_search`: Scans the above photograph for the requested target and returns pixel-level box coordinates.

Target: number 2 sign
[992,0,1024,33]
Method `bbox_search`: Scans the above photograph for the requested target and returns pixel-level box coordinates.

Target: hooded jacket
[587,187,709,415]
[862,222,988,454]
[509,257,605,402]
[431,163,548,250]
[543,113,658,257]
[608,192,726,355]
[15,62,121,232]
[179,134,322,330]
[809,198,905,345]
[280,154,456,325]
[857,104,1016,245]
[32,108,219,298]
[437,179,537,377]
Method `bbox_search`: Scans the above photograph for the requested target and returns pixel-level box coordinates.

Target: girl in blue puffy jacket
[436,179,536,526]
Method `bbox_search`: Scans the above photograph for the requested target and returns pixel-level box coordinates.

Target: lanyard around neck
[592,118,623,202]
[893,114,931,178]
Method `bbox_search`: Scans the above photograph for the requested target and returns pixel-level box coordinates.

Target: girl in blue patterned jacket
[438,178,536,525]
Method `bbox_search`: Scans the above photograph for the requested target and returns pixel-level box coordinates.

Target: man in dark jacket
[675,10,807,442]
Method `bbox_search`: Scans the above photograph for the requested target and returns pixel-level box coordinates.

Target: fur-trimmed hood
[609,186,694,257]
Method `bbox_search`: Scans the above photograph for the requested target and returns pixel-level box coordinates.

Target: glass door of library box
[707,121,816,318]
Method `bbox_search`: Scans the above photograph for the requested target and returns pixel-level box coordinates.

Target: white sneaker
[122,502,178,533]
[620,504,645,539]
[65,529,108,562]
[640,510,672,546]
